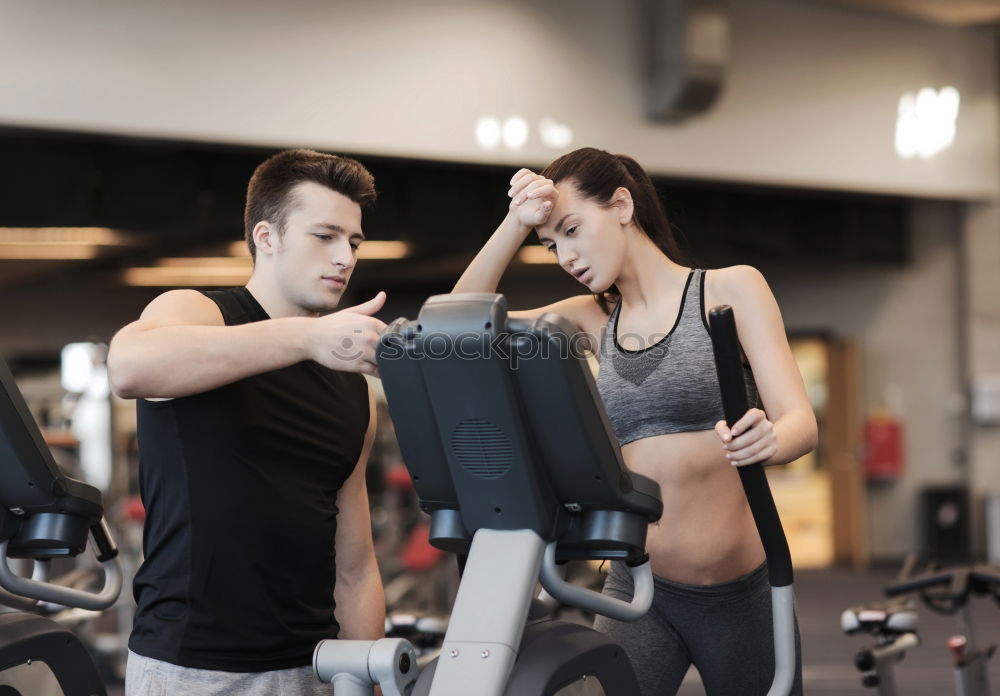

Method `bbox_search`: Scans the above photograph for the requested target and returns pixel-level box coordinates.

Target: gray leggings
[593,562,803,696]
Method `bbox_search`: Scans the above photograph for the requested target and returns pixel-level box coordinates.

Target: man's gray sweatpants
[125,650,330,696]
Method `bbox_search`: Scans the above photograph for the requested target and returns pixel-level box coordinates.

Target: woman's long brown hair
[540,148,687,314]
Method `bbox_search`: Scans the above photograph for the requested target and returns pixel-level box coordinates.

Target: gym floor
[104,566,1000,695]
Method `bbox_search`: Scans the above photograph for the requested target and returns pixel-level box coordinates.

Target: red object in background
[121,496,146,522]
[400,521,444,572]
[863,415,905,480]
[384,465,415,492]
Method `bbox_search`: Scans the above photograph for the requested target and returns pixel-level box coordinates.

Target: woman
[453,147,817,696]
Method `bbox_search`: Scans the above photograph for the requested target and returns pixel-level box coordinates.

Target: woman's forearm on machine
[452,212,530,293]
[766,408,818,467]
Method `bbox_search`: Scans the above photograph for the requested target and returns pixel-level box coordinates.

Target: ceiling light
[517,245,557,264]
[127,239,415,286]
[224,240,410,260]
[157,256,252,268]
[0,245,100,260]
[476,116,502,150]
[0,227,136,260]
[0,227,132,245]
[357,241,411,259]
[895,86,960,160]
[539,117,573,149]
[122,266,252,287]
[502,116,529,149]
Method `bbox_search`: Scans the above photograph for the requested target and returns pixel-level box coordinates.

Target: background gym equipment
[841,593,920,693]
[843,556,1000,695]
[313,294,796,696]
[0,355,123,696]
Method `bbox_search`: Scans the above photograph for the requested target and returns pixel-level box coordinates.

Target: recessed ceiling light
[895,86,960,160]
[503,116,529,149]
[475,116,502,150]
[517,245,557,264]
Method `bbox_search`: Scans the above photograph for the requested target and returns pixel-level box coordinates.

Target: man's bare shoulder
[135,289,225,328]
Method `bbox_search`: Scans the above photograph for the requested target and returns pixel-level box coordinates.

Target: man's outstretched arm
[108,290,386,399]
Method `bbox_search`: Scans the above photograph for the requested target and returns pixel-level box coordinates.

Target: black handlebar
[708,305,793,588]
[885,563,1000,609]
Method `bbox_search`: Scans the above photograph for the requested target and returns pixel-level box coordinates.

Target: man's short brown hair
[244,149,376,261]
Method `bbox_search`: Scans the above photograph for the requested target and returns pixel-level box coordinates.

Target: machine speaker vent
[451,419,512,479]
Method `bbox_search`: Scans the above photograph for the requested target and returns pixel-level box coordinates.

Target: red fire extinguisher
[863,412,905,480]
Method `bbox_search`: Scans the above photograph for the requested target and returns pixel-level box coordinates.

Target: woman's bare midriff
[621,429,767,586]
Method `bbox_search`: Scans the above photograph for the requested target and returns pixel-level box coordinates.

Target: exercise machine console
[0,355,122,696]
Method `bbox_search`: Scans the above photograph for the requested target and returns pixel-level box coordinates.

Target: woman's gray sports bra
[595,269,760,446]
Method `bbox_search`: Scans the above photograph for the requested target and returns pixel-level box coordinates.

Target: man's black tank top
[128,287,370,672]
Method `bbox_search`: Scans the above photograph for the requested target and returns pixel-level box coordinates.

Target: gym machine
[313,294,796,696]
[844,557,1000,695]
[0,355,122,696]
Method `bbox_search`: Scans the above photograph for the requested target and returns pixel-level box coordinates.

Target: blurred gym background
[1,1,999,692]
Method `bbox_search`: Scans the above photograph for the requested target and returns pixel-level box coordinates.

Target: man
[108,149,386,695]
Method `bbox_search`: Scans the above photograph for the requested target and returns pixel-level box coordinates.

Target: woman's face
[535,182,630,293]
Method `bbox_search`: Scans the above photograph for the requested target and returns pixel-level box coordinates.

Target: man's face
[268,181,365,315]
